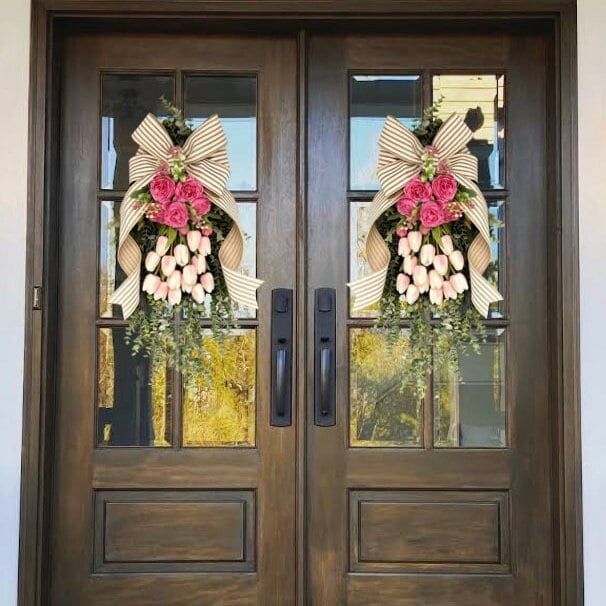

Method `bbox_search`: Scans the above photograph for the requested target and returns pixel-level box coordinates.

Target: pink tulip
[412,265,428,287]
[142,273,161,294]
[192,283,206,304]
[398,237,411,257]
[161,255,177,277]
[405,284,420,305]
[433,254,449,276]
[201,272,215,293]
[145,251,160,272]
[418,281,430,294]
[194,255,207,274]
[443,281,458,300]
[420,244,436,266]
[428,269,444,289]
[182,283,193,294]
[167,270,181,291]
[168,288,182,306]
[396,273,410,294]
[182,264,198,286]
[440,234,454,255]
[429,287,444,306]
[403,255,418,275]
[449,250,465,271]
[186,230,202,252]
[198,236,211,256]
[154,281,168,301]
[450,273,469,294]
[407,231,422,253]
[155,235,169,256]
[174,244,189,266]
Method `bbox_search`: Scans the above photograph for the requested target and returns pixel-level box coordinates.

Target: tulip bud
[443,281,458,300]
[186,230,202,252]
[142,273,161,295]
[194,255,207,274]
[182,282,193,294]
[429,287,444,306]
[161,255,177,277]
[420,244,436,266]
[174,244,189,267]
[412,265,428,287]
[396,273,410,294]
[449,250,465,271]
[428,269,444,289]
[405,284,420,305]
[433,254,449,276]
[419,281,430,294]
[407,231,422,253]
[155,235,169,256]
[182,264,198,286]
[168,288,182,306]
[154,281,169,301]
[403,255,418,276]
[201,272,215,293]
[398,237,411,257]
[192,283,206,304]
[450,273,469,294]
[167,270,181,291]
[198,236,211,256]
[440,234,454,255]
[145,251,160,272]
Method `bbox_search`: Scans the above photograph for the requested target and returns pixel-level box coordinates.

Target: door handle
[271,289,293,427]
[314,288,336,426]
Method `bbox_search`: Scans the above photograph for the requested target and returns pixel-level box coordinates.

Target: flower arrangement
[111,99,261,377]
[350,101,502,398]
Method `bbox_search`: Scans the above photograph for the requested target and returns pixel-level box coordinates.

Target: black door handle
[271,289,293,427]
[314,288,336,426]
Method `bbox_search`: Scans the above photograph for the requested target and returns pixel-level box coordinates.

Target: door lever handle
[271,289,293,427]
[320,342,332,417]
[314,288,336,426]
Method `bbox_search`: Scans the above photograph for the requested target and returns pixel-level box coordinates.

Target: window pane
[97,327,171,447]
[234,202,257,319]
[99,200,126,319]
[487,201,506,318]
[433,74,505,189]
[433,329,506,448]
[183,329,256,447]
[101,74,174,190]
[184,76,257,191]
[350,328,422,447]
[350,75,423,190]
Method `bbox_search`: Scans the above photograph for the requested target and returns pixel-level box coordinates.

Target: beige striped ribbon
[110,113,263,319]
[348,113,502,318]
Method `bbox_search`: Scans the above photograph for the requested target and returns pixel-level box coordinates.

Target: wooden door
[306,32,553,605]
[51,32,297,605]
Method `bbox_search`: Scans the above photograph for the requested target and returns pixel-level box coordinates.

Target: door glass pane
[184,75,257,191]
[350,75,422,190]
[99,200,126,319]
[487,200,506,318]
[101,74,174,191]
[97,327,171,447]
[433,328,506,448]
[433,74,505,189]
[350,328,422,447]
[183,329,256,447]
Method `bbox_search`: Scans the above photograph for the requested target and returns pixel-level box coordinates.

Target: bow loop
[432,112,474,160]
[131,113,174,162]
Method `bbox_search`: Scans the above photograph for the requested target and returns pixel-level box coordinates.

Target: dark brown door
[306,32,552,605]
[52,32,297,605]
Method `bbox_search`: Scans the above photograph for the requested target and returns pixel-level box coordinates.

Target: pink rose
[396,196,417,217]
[404,176,432,202]
[191,194,212,217]
[431,174,458,203]
[419,201,445,229]
[150,174,176,204]
[161,202,189,229]
[175,176,204,203]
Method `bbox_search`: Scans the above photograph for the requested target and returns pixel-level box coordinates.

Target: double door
[51,28,552,605]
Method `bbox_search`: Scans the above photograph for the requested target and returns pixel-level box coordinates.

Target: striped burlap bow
[110,113,263,319]
[347,113,502,318]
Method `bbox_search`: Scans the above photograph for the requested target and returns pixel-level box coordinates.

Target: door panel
[307,32,551,605]
[52,33,297,605]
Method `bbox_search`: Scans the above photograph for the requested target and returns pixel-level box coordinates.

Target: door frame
[19,2,581,605]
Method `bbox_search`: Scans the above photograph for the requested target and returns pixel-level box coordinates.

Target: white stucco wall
[0,1,604,604]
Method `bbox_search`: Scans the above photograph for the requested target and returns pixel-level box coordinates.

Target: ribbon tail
[466,234,503,318]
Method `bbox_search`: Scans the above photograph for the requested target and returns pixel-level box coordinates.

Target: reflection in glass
[350,75,422,190]
[235,202,257,319]
[99,201,127,319]
[183,329,256,447]
[101,74,174,190]
[434,329,506,448]
[349,201,376,318]
[97,328,171,447]
[184,76,257,191]
[487,201,506,318]
[433,74,505,189]
[350,329,422,447]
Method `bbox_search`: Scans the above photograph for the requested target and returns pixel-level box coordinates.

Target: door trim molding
[20,3,581,605]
